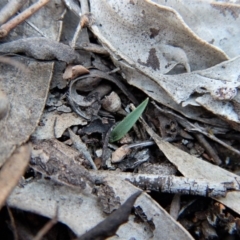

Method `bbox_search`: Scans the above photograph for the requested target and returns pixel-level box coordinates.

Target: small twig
[107,67,120,74]
[89,171,234,198]
[124,140,155,149]
[0,0,50,38]
[70,0,90,48]
[101,123,118,167]
[24,19,48,38]
[76,43,109,55]
[7,207,18,240]
[194,133,222,165]
[0,0,27,25]
[70,19,82,49]
[33,207,59,240]
[152,101,240,156]
[68,128,98,170]
[125,174,231,198]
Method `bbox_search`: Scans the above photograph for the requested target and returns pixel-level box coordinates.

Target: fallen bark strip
[125,174,229,198]
[92,171,234,198]
[30,149,233,198]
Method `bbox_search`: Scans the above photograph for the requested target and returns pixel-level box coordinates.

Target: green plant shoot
[109,98,149,142]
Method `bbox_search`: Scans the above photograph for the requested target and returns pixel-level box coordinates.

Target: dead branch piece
[77,191,141,240]
[0,0,27,26]
[33,208,58,240]
[0,0,50,38]
[68,128,98,170]
[126,175,230,198]
[0,144,31,209]
[194,133,222,165]
[30,144,233,198]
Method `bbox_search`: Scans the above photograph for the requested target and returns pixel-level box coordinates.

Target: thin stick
[152,101,240,156]
[194,133,222,165]
[7,207,18,240]
[0,0,27,25]
[0,0,50,38]
[33,208,58,240]
[68,128,98,170]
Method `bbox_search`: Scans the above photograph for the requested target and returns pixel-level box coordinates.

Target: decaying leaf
[0,57,53,166]
[0,144,30,209]
[89,0,240,130]
[141,119,240,214]
[63,64,89,80]
[154,0,240,58]
[89,0,228,74]
[115,59,230,128]
[32,111,87,140]
[7,177,193,239]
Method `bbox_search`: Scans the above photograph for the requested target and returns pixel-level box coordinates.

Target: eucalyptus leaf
[109,98,149,142]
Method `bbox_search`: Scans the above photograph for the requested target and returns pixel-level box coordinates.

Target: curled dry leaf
[101,91,121,113]
[32,111,87,140]
[111,144,131,163]
[89,0,228,74]
[154,0,240,58]
[115,59,230,128]
[63,64,89,80]
[89,0,240,129]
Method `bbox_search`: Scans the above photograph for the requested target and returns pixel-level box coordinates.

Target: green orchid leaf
[109,98,149,142]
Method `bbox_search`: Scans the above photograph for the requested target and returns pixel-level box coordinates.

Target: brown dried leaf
[0,57,53,166]
[0,144,30,209]
[32,111,87,140]
[63,64,89,80]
